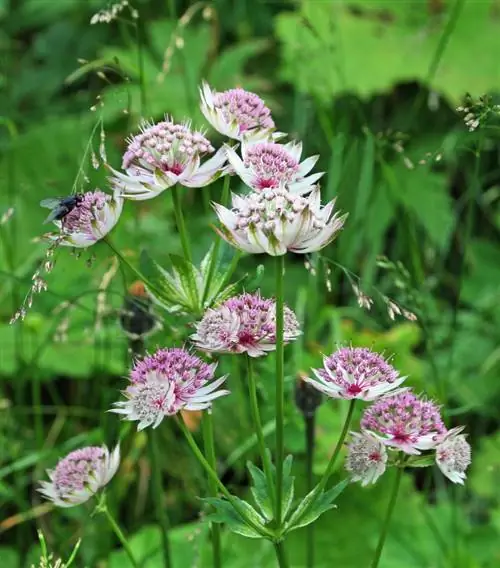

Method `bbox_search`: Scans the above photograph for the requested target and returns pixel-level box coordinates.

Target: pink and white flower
[361,390,446,455]
[109,118,227,200]
[346,431,388,486]
[111,348,229,430]
[200,82,277,142]
[304,347,406,401]
[214,187,346,256]
[47,189,123,248]
[39,445,120,507]
[225,139,323,195]
[192,292,301,357]
[435,426,471,484]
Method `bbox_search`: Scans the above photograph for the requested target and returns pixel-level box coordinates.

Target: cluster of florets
[347,389,470,486]
[35,79,471,523]
[304,346,471,486]
[192,292,301,357]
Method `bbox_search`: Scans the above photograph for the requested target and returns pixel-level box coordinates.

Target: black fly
[40,194,84,224]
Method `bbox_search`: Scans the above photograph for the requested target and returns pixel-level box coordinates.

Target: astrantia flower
[47,189,123,248]
[111,348,229,430]
[361,390,446,455]
[225,139,323,194]
[39,445,120,507]
[109,118,227,200]
[191,292,301,357]
[435,426,471,484]
[214,187,346,256]
[304,347,406,401]
[200,82,276,141]
[346,431,388,486]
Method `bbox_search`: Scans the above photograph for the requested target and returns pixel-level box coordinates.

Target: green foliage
[276,0,500,104]
[2,0,500,565]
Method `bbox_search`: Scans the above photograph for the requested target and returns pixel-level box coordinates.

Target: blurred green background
[1,0,500,566]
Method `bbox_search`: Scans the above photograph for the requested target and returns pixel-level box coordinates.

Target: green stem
[101,503,139,568]
[291,399,356,530]
[148,429,173,568]
[370,467,404,568]
[202,413,222,568]
[275,255,285,526]
[171,185,192,262]
[305,413,316,568]
[202,175,231,304]
[176,415,272,539]
[316,399,356,493]
[273,541,290,568]
[246,355,276,509]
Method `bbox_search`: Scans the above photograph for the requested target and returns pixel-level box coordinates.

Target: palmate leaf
[203,497,266,539]
[140,247,244,317]
[247,454,295,524]
[284,478,349,533]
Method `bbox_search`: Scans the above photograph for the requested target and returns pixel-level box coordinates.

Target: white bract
[214,187,346,256]
[109,118,227,201]
[39,445,120,507]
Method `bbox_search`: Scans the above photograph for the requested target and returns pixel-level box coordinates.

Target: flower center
[244,143,299,188]
[122,120,214,172]
[213,89,274,132]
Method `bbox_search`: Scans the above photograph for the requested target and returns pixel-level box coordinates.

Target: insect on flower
[40,194,84,224]
[44,188,123,248]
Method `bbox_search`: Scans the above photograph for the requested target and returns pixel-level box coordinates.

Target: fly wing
[43,207,65,224]
[40,198,62,209]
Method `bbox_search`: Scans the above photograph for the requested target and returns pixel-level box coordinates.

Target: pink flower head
[109,118,227,200]
[111,348,229,430]
[226,139,323,195]
[214,187,346,256]
[304,347,406,401]
[361,390,446,455]
[191,292,301,357]
[39,445,120,507]
[435,426,471,484]
[47,189,123,248]
[346,431,388,486]
[200,81,277,141]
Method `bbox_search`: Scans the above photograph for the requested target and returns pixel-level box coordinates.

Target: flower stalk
[246,355,276,509]
[148,429,172,568]
[171,185,192,262]
[370,465,404,568]
[96,495,139,568]
[202,412,222,568]
[275,254,285,526]
[176,414,273,539]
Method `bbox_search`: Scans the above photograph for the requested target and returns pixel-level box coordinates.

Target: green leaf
[247,461,273,521]
[203,497,266,539]
[277,0,500,104]
[284,478,349,533]
[405,455,435,468]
